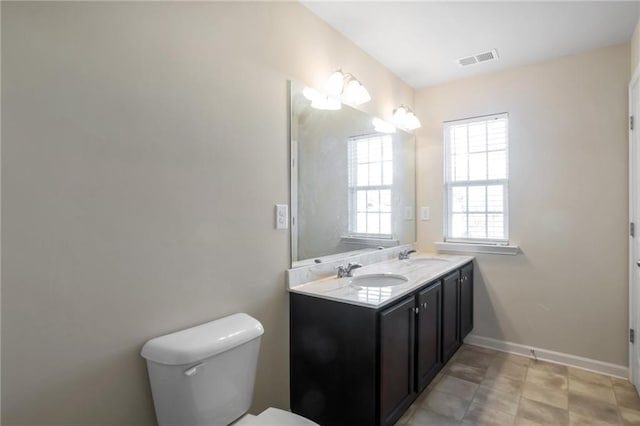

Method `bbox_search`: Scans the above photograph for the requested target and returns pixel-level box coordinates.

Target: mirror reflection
[290,81,416,267]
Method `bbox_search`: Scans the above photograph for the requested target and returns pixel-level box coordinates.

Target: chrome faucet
[336,262,362,278]
[398,249,417,260]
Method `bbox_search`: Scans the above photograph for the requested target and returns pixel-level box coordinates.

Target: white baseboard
[464,334,628,379]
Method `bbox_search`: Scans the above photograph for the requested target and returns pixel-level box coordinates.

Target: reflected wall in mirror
[290,81,416,268]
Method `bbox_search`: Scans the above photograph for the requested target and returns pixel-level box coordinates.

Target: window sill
[434,241,520,256]
[340,236,399,247]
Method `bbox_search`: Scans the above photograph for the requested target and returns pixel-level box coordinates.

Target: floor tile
[569,410,620,425]
[406,407,460,426]
[529,360,569,376]
[569,393,621,424]
[526,368,568,390]
[481,373,526,395]
[433,375,479,402]
[395,401,417,425]
[486,358,528,382]
[494,352,532,367]
[456,350,496,370]
[612,377,637,389]
[462,400,516,426]
[400,348,638,426]
[516,397,569,425]
[522,381,569,410]
[569,377,617,405]
[471,385,521,416]
[447,362,487,384]
[464,344,500,356]
[620,407,640,426]
[426,370,446,392]
[422,389,471,420]
[615,384,640,411]
[568,367,613,388]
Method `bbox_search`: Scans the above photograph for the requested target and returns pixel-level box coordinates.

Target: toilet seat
[234,407,318,425]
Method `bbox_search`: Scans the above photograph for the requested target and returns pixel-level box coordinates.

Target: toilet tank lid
[140,313,264,365]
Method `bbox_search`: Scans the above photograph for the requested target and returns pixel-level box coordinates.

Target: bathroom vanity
[288,254,473,426]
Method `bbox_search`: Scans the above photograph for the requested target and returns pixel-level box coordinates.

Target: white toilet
[141,313,317,426]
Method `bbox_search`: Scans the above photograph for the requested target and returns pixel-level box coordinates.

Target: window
[348,134,393,237]
[444,113,508,244]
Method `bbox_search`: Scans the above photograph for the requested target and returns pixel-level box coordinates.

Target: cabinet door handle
[422,302,427,309]
[414,307,419,314]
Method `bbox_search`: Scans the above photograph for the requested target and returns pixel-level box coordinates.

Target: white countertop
[288,254,474,309]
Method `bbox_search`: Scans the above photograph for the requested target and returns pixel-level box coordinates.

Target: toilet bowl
[141,313,318,426]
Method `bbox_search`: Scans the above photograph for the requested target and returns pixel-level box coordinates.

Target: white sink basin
[350,273,408,288]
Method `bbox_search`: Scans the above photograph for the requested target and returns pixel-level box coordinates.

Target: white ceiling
[302,1,640,88]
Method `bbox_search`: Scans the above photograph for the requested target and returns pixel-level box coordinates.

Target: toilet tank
[141,313,264,426]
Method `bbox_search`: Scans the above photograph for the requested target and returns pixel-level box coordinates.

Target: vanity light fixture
[392,105,421,130]
[303,86,342,111]
[324,69,371,106]
[372,118,396,134]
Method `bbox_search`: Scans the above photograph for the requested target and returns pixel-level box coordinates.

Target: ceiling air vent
[457,49,500,67]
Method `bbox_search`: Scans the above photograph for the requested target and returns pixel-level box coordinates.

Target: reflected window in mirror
[348,134,393,237]
[289,80,416,268]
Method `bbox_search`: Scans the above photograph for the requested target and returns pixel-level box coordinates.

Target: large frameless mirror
[290,81,416,268]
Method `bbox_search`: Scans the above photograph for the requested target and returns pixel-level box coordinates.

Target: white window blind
[444,113,509,243]
[348,134,393,237]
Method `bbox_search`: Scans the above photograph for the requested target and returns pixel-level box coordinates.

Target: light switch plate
[404,206,413,220]
[421,207,430,221]
[275,204,289,229]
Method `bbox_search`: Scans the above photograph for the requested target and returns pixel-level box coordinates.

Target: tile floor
[395,344,640,426]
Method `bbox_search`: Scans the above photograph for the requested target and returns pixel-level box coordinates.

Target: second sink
[350,273,408,288]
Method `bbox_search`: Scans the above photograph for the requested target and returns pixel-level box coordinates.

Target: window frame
[347,133,394,238]
[443,113,509,245]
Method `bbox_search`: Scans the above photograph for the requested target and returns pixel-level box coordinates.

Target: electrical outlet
[275,204,288,229]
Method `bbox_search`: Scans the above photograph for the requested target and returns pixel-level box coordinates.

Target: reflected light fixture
[303,87,342,111]
[372,118,396,134]
[392,105,421,130]
[324,69,371,106]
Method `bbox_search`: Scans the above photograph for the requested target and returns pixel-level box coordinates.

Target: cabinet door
[460,263,474,339]
[416,282,442,392]
[380,296,416,426]
[442,271,461,363]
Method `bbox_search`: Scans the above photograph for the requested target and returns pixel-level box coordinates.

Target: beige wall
[1,2,413,424]
[632,19,640,75]
[415,43,630,366]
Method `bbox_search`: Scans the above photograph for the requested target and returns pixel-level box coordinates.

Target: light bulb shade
[372,118,396,134]
[303,87,320,101]
[393,106,408,124]
[310,95,341,111]
[392,106,421,130]
[324,70,345,96]
[304,86,341,110]
[405,111,421,130]
[344,79,371,105]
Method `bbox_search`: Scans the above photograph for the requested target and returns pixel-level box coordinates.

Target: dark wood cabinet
[380,296,416,425]
[460,263,474,339]
[416,282,442,392]
[442,271,461,363]
[290,261,473,426]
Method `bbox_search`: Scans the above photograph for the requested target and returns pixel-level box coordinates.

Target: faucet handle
[399,249,417,260]
[336,262,362,278]
[335,264,348,278]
